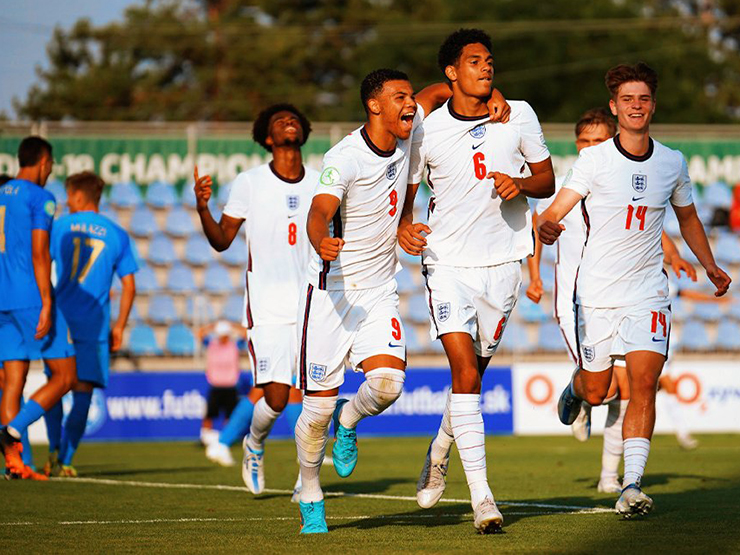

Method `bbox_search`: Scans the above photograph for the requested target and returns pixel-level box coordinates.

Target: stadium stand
[678,320,712,351]
[128,324,162,356]
[221,294,244,323]
[181,183,198,208]
[203,263,234,294]
[714,232,740,264]
[405,294,430,324]
[109,181,142,208]
[538,322,567,353]
[166,324,196,356]
[147,233,177,266]
[184,234,214,266]
[147,294,178,325]
[715,320,740,350]
[129,205,159,238]
[517,297,549,323]
[692,302,723,322]
[164,206,196,237]
[220,236,248,266]
[146,181,177,209]
[396,267,417,294]
[166,263,197,294]
[184,297,216,324]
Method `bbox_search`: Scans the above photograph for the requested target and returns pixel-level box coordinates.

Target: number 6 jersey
[563,136,693,308]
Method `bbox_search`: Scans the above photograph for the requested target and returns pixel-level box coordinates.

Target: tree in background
[14,0,740,122]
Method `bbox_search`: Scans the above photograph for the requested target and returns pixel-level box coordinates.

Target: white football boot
[571,404,592,442]
[416,440,449,509]
[473,497,504,534]
[597,477,622,494]
[615,484,653,518]
[206,442,235,467]
[242,436,265,494]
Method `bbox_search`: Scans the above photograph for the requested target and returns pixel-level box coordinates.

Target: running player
[399,29,554,533]
[43,171,138,477]
[538,62,731,517]
[0,136,76,479]
[194,104,315,495]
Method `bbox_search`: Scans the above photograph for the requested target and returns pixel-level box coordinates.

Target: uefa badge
[469,124,486,139]
[309,363,327,382]
[582,345,595,363]
[437,302,451,322]
[286,195,300,211]
[632,174,647,193]
[386,162,397,180]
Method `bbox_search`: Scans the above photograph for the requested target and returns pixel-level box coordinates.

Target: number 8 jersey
[563,136,693,308]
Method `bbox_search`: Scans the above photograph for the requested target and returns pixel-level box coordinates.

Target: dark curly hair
[360,68,410,115]
[605,62,658,99]
[252,104,311,152]
[438,28,492,75]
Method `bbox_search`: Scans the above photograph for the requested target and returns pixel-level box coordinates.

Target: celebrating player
[43,171,138,477]
[194,104,314,495]
[399,29,554,533]
[0,136,76,479]
[538,62,731,517]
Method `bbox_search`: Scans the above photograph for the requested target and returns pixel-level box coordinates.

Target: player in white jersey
[295,67,509,534]
[538,63,731,518]
[399,29,555,534]
[194,104,316,494]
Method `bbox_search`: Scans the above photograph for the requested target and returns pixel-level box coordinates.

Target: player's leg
[558,308,594,442]
[0,360,31,473]
[56,381,93,476]
[246,382,289,451]
[200,387,219,446]
[599,363,628,493]
[208,387,261,464]
[43,398,63,471]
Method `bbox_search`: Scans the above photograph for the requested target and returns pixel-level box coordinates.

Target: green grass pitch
[3,434,739,553]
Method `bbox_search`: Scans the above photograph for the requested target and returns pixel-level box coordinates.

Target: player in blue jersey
[43,171,138,477]
[0,137,77,479]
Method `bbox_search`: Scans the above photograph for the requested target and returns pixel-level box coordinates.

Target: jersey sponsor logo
[44,200,56,216]
[472,142,484,150]
[437,302,451,322]
[320,167,340,186]
[386,162,397,180]
[469,124,486,139]
[582,345,595,363]
[309,363,327,382]
[286,195,300,211]
[632,174,647,193]
[257,358,270,374]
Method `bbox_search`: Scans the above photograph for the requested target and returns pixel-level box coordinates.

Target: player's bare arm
[397,182,431,256]
[194,166,243,251]
[526,211,544,303]
[307,193,345,261]
[488,157,555,201]
[537,187,583,245]
[110,273,136,352]
[672,203,731,296]
[31,228,53,339]
[661,231,697,281]
[414,83,510,123]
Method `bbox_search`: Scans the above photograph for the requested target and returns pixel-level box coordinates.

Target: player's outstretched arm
[397,182,431,256]
[111,273,136,352]
[537,188,582,245]
[673,203,731,296]
[194,166,243,252]
[31,228,53,339]
[661,231,697,281]
[414,83,509,123]
[526,211,544,303]
[307,194,344,261]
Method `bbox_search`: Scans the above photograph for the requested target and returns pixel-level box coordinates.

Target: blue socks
[284,402,302,434]
[59,392,92,466]
[8,399,45,438]
[219,398,255,446]
[44,400,64,453]
[18,397,34,467]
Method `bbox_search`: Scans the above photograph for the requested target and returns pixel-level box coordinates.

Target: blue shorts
[0,306,75,362]
[44,339,109,388]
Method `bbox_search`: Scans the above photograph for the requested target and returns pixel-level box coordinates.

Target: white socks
[295,395,336,503]
[623,437,651,487]
[338,368,405,429]
[246,398,281,452]
[450,393,492,507]
[430,390,454,463]
[601,400,628,482]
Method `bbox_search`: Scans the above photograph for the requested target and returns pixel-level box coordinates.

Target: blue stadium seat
[115,264,158,294]
[396,267,418,294]
[405,294,430,324]
[166,324,195,356]
[713,233,740,265]
[221,293,244,322]
[128,325,162,356]
[147,234,177,266]
[110,300,141,324]
[146,181,177,209]
[184,296,215,324]
[703,181,733,209]
[501,322,532,353]
[99,207,120,225]
[221,236,248,267]
[517,297,548,323]
[715,320,740,350]
[670,297,691,322]
[675,273,703,292]
[166,263,197,294]
[184,234,215,266]
[46,180,66,205]
[164,206,196,237]
[109,182,142,208]
[129,205,159,238]
[147,294,178,325]
[538,322,566,353]
[729,300,740,321]
[692,302,723,322]
[678,320,711,352]
[181,183,197,208]
[405,327,426,355]
[539,263,555,292]
[217,182,232,207]
[203,263,234,294]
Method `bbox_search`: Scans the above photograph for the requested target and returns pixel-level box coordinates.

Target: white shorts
[298,281,406,392]
[423,262,522,357]
[247,325,296,387]
[576,297,671,372]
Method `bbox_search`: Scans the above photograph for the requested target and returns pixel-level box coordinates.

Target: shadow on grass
[324,477,409,496]
[80,465,214,477]
[574,472,732,489]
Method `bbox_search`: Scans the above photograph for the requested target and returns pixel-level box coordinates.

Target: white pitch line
[49,476,613,514]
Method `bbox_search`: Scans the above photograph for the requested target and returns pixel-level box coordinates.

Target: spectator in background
[198,320,244,446]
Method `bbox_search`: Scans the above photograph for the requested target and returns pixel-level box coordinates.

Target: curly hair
[438,28,492,74]
[252,104,311,152]
[575,107,617,138]
[360,68,410,115]
[605,62,658,99]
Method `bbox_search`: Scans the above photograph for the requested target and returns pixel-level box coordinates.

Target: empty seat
[203,263,234,294]
[110,300,141,324]
[221,236,248,267]
[46,180,66,205]
[115,264,158,294]
[109,182,142,208]
[405,327,425,355]
[692,302,723,322]
[184,296,215,324]
[221,294,244,323]
[166,263,197,294]
[703,181,733,209]
[217,182,233,206]
[670,297,691,322]
[99,207,120,225]
[396,267,418,294]
[129,206,159,238]
[405,294,430,324]
[166,324,195,356]
[714,233,740,265]
[146,181,177,209]
[678,320,711,352]
[128,325,161,356]
[538,322,566,353]
[184,234,214,266]
[499,322,532,353]
[181,183,198,208]
[715,320,740,350]
[517,297,548,323]
[147,234,177,266]
[729,300,740,321]
[164,206,196,237]
[147,294,178,325]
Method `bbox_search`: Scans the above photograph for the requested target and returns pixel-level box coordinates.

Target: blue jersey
[0,178,57,311]
[51,211,139,342]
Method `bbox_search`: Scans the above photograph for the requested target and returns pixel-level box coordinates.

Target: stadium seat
[109,181,142,208]
[715,320,740,350]
[221,293,244,322]
[405,294,430,324]
[184,296,215,324]
[670,297,691,322]
[727,300,740,321]
[203,263,234,294]
[675,273,703,292]
[128,265,159,294]
[692,302,723,322]
[396,267,418,294]
[145,181,177,209]
[129,206,159,238]
[166,263,197,294]
[703,181,733,209]
[147,234,177,266]
[184,234,215,266]
[181,183,197,208]
[220,236,248,267]
[517,297,549,323]
[164,206,196,237]
[147,294,178,325]
[128,325,162,356]
[713,233,740,265]
[165,324,196,356]
[539,263,555,292]
[217,181,232,207]
[99,207,120,225]
[677,320,711,352]
[405,327,426,355]
[46,180,66,205]
[502,322,532,353]
[537,322,566,353]
[110,300,141,324]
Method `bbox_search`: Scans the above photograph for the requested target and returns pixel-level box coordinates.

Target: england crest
[257,358,270,374]
[632,174,647,193]
[582,345,595,363]
[469,124,486,139]
[437,302,451,322]
[309,363,327,382]
[386,162,397,180]
[286,195,300,211]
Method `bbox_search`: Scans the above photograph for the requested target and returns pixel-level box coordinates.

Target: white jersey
[563,136,693,308]
[307,112,422,290]
[409,100,550,267]
[223,163,318,327]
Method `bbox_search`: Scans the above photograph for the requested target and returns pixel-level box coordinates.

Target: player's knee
[265,395,288,413]
[631,373,660,398]
[366,368,405,408]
